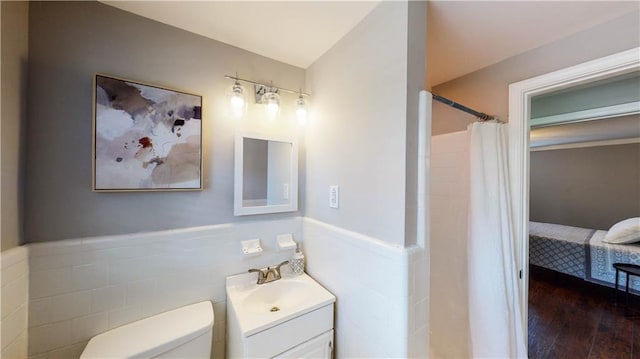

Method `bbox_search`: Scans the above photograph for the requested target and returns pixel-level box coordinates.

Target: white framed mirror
[234,132,298,216]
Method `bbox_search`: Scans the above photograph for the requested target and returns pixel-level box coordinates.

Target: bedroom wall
[25,1,305,243]
[431,10,640,135]
[530,143,640,230]
[1,0,29,251]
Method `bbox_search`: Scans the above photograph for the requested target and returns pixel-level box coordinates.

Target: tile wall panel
[303,218,411,358]
[22,215,425,358]
[408,247,430,358]
[27,218,302,358]
[2,246,29,359]
[429,131,471,358]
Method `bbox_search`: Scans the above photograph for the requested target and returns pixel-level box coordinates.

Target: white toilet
[80,301,214,358]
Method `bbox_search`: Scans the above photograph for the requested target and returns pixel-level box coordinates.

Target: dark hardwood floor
[528,266,640,359]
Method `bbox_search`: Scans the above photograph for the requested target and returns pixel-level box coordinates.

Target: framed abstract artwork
[93,74,203,191]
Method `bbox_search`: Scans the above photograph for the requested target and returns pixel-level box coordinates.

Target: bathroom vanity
[226,271,335,358]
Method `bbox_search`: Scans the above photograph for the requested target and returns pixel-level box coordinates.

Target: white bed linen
[588,230,640,292]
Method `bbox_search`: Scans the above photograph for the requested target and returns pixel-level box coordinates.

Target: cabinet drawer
[245,304,333,358]
[275,330,333,359]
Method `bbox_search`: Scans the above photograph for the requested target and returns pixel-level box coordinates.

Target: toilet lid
[80,301,214,359]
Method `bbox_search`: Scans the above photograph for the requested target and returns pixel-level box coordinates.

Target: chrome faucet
[248,261,289,284]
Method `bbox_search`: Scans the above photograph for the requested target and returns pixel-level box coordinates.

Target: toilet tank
[80,301,214,359]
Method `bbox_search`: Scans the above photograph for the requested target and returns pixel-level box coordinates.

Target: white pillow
[604,217,640,244]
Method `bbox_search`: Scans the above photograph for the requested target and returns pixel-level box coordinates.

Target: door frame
[507,47,640,344]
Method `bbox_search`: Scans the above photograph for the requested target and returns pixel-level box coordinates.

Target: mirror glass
[234,134,298,216]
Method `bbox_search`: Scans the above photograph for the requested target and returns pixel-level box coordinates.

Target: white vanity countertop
[226,270,335,337]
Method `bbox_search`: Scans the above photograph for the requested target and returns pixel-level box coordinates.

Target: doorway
[508,47,640,355]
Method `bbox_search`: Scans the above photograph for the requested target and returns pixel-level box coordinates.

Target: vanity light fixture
[256,84,281,120]
[265,94,280,119]
[295,90,307,125]
[224,74,310,124]
[228,75,247,118]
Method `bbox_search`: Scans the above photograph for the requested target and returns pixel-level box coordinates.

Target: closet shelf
[530,101,640,128]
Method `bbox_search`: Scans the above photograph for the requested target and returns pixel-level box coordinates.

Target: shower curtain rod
[432,94,495,121]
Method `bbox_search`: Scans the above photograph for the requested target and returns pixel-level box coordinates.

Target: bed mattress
[529,221,594,279]
[529,221,640,293]
[587,230,640,292]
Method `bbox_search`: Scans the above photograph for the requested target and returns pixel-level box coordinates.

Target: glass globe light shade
[229,81,246,118]
[264,90,280,120]
[296,96,307,125]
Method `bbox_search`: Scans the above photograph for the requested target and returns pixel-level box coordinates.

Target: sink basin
[242,280,319,314]
[226,269,335,336]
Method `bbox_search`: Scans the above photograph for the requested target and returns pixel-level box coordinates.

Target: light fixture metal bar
[224,75,309,97]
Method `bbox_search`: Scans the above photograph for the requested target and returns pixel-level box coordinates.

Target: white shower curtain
[467,122,527,358]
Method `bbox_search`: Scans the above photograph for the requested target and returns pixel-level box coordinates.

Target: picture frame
[93,74,203,191]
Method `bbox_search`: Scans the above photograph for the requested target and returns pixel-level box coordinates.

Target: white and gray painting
[94,75,202,190]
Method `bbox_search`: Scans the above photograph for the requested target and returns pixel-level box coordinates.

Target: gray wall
[26,1,305,242]
[431,10,640,135]
[305,2,410,245]
[431,100,476,136]
[530,143,640,230]
[1,1,29,251]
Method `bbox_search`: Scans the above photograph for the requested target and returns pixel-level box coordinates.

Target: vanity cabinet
[275,330,333,359]
[227,303,334,358]
[226,272,336,359]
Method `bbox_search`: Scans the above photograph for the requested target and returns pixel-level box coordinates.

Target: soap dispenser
[290,245,305,275]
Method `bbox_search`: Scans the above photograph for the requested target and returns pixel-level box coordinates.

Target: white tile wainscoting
[407,246,430,357]
[429,131,471,358]
[2,216,429,358]
[1,246,30,358]
[26,218,302,359]
[303,218,429,358]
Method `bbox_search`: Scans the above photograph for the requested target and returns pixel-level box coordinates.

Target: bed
[529,221,640,293]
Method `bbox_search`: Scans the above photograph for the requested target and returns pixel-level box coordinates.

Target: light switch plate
[329,185,339,208]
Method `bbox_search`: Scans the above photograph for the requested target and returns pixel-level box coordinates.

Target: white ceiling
[101,1,380,69]
[102,1,639,85]
[427,1,639,86]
